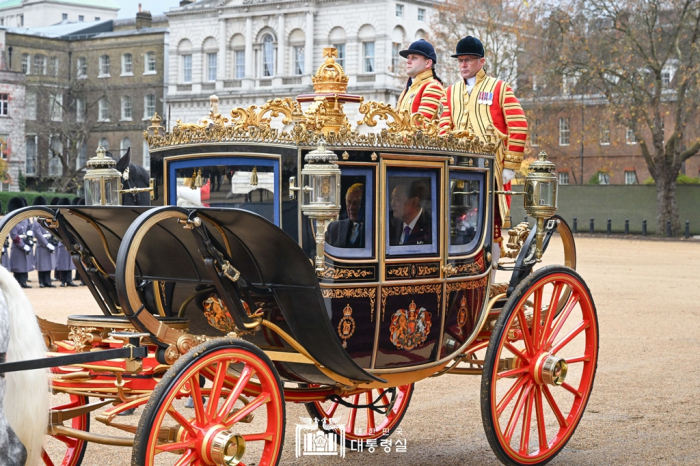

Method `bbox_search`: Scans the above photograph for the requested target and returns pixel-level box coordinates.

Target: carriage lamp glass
[524,151,558,260]
[300,139,341,273]
[84,145,122,206]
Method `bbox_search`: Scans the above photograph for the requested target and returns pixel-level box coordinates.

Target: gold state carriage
[0,48,597,466]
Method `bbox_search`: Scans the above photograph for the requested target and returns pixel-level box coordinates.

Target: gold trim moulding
[49,425,134,447]
[264,350,315,365]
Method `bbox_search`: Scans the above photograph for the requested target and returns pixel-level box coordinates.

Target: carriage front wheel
[132,338,286,466]
[481,266,598,466]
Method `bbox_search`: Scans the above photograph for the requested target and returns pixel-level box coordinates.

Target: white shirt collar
[403,208,423,232]
[465,75,477,92]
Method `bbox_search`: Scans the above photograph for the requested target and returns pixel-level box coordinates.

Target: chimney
[135,8,152,30]
[179,0,194,6]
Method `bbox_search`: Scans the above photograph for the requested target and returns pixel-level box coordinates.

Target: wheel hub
[533,353,568,386]
[208,429,246,466]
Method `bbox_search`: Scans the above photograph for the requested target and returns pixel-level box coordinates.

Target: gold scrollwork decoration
[387,266,410,277]
[319,265,374,280]
[321,287,376,322]
[381,284,442,320]
[417,265,439,276]
[446,276,489,294]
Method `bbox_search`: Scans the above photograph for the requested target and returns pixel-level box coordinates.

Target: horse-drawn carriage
[0,49,597,466]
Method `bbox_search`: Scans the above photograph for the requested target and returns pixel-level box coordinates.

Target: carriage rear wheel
[305,384,413,448]
[132,338,285,466]
[43,394,90,466]
[481,266,598,466]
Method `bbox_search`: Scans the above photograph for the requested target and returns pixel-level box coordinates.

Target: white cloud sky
[114,0,182,18]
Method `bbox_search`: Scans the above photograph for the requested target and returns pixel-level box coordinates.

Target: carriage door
[374,157,447,370]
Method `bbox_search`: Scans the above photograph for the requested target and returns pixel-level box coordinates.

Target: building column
[305,11,314,76]
[277,14,286,77]
[244,16,254,88]
[218,18,227,88]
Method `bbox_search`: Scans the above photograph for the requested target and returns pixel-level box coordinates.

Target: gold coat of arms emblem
[389,300,432,350]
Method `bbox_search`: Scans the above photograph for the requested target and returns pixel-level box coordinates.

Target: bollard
[686,221,690,239]
[573,217,578,234]
[607,219,612,235]
[666,220,672,237]
[625,219,629,235]
[642,219,647,236]
[590,218,594,234]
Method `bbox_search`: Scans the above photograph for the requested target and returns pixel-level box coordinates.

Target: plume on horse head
[108,147,152,206]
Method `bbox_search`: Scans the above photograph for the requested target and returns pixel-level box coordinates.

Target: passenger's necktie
[349,223,359,245]
[402,225,411,244]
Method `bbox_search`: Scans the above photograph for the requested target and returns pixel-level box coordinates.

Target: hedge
[0,191,78,214]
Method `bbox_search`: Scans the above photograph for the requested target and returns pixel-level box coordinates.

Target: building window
[558,171,569,185]
[25,135,37,175]
[120,137,131,156]
[77,57,87,78]
[396,4,404,17]
[19,14,23,26]
[76,98,85,122]
[0,94,8,116]
[262,34,275,77]
[293,46,304,75]
[95,17,100,21]
[142,139,150,170]
[626,127,636,144]
[26,92,36,120]
[207,52,217,82]
[62,13,67,20]
[79,15,84,21]
[145,51,156,73]
[598,172,609,185]
[391,43,401,74]
[182,54,192,83]
[99,137,109,151]
[76,141,87,170]
[144,94,156,119]
[418,8,425,21]
[363,42,375,73]
[48,136,63,176]
[21,54,30,74]
[99,55,110,77]
[234,50,245,79]
[34,54,47,75]
[121,95,132,120]
[624,170,637,185]
[50,93,63,121]
[559,117,570,146]
[122,53,133,75]
[600,124,611,145]
[530,119,540,146]
[334,44,345,68]
[98,97,109,121]
[48,57,59,76]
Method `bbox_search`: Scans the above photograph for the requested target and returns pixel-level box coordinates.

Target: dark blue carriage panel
[440,276,489,358]
[373,284,443,369]
[167,156,281,226]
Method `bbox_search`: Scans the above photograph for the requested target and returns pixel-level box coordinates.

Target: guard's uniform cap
[452,36,485,58]
[399,39,438,63]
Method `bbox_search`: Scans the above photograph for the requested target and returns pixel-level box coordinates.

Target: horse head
[109,148,151,206]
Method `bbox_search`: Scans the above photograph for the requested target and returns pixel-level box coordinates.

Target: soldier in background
[32,196,56,288]
[7,197,33,288]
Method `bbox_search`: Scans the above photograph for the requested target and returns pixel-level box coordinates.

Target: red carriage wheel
[481,266,598,466]
[131,338,285,466]
[305,384,413,448]
[43,394,90,466]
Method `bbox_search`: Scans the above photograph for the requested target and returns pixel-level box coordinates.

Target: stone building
[1,11,168,190]
[0,0,118,29]
[0,29,26,192]
[165,0,436,124]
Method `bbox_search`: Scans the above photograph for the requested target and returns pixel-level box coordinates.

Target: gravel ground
[24,235,700,466]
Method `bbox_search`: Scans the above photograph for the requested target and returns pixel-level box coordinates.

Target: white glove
[502,169,516,185]
[26,230,34,237]
[47,244,55,252]
[23,244,31,252]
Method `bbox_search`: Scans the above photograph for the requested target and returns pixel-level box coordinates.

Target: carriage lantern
[524,150,558,260]
[84,145,122,206]
[298,138,341,273]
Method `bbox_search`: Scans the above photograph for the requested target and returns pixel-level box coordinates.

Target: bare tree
[531,0,700,235]
[430,0,530,86]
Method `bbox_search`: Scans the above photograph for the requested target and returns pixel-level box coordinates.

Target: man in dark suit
[390,181,432,246]
[326,183,364,248]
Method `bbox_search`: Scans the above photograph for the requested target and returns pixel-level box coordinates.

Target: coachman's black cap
[400,39,438,63]
[451,36,485,58]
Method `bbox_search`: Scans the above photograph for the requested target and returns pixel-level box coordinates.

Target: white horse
[0,264,50,465]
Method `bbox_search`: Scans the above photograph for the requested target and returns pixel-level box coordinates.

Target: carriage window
[324,167,373,259]
[449,172,484,255]
[169,157,280,225]
[386,169,438,256]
